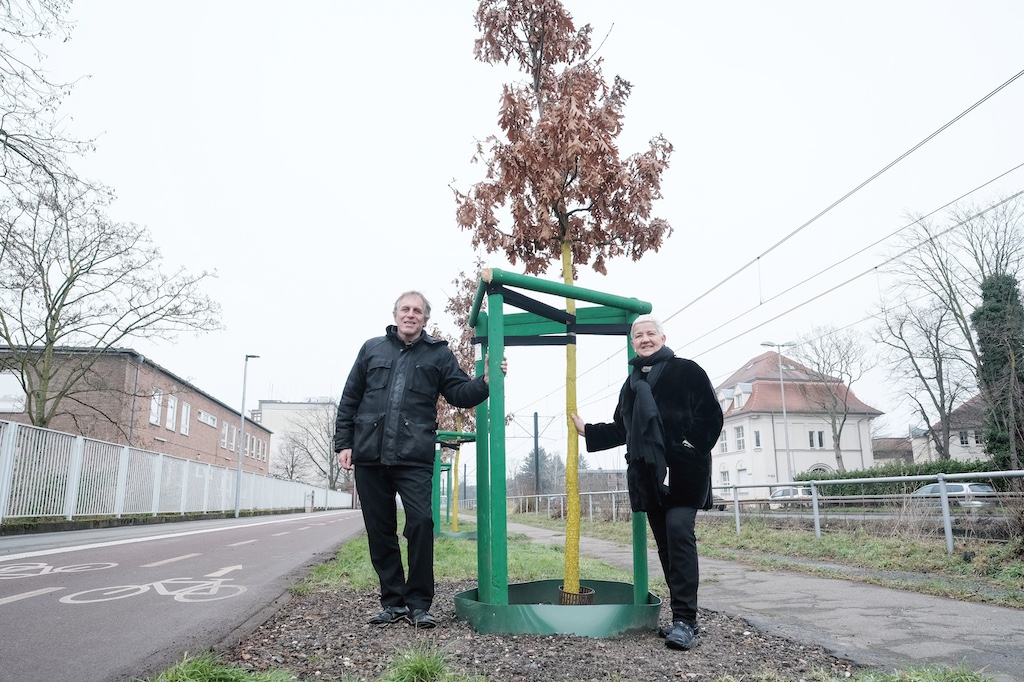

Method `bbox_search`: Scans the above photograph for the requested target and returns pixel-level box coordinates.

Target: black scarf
[622,345,674,510]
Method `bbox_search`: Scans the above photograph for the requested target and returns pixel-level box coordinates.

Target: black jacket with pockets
[334,326,488,468]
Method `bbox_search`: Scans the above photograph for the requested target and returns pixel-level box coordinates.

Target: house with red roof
[713,351,883,502]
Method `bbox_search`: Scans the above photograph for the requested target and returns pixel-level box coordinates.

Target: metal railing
[503,471,1024,554]
[0,420,351,524]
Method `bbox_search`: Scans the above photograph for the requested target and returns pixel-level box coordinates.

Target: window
[165,396,177,430]
[230,425,237,452]
[974,430,983,445]
[198,410,217,427]
[753,430,761,448]
[818,431,824,448]
[808,431,814,448]
[150,390,163,425]
[734,426,745,451]
[718,430,727,453]
[221,422,228,449]
[721,470,731,486]
[959,430,969,446]
[180,402,191,436]
[808,431,825,448]
[0,372,26,412]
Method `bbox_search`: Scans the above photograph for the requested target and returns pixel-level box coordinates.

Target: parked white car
[768,486,814,509]
[910,482,998,508]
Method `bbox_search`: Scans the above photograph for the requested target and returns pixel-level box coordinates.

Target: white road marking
[205,565,242,577]
[0,510,359,563]
[0,587,64,605]
[272,532,290,536]
[141,553,202,567]
[227,540,258,547]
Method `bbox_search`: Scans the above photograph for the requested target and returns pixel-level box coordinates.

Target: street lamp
[761,341,796,482]
[234,354,260,518]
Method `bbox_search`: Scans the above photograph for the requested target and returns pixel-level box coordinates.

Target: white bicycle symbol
[59,576,247,603]
[0,562,118,579]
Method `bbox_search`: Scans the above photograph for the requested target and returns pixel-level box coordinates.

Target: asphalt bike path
[0,510,365,682]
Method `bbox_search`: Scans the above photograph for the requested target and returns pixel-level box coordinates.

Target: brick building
[0,348,271,474]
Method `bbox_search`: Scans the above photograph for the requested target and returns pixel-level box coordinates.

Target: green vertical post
[432,444,442,535]
[625,314,649,605]
[632,512,648,604]
[486,291,509,605]
[475,311,493,603]
[445,465,452,524]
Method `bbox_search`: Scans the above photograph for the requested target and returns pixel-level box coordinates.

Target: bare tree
[876,300,975,460]
[0,182,221,427]
[270,436,318,483]
[510,445,565,497]
[277,401,351,492]
[882,195,1024,392]
[1,0,91,196]
[793,325,870,472]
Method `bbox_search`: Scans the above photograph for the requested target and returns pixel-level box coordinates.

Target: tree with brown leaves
[454,0,673,596]
[455,0,672,278]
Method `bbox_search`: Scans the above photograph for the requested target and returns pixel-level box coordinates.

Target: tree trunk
[562,240,581,594]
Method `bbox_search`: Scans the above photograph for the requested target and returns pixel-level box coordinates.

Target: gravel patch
[226,580,858,681]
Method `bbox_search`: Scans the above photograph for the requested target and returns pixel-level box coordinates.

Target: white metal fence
[0,420,351,524]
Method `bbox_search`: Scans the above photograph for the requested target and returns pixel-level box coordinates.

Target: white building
[255,398,336,483]
[714,351,882,504]
[911,394,989,463]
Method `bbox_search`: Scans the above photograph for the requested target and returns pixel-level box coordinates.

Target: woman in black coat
[572,315,723,651]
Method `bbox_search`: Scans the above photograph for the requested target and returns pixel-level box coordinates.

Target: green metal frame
[434,431,476,533]
[468,268,653,607]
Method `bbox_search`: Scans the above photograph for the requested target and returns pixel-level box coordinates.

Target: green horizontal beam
[469,268,652,327]
[437,431,476,443]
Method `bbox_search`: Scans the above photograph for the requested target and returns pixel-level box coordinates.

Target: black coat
[334,326,489,468]
[582,357,723,510]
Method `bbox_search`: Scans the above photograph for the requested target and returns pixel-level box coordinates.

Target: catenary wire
[661,67,1024,326]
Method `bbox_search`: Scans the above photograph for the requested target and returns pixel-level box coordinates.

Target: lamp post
[761,341,796,482]
[234,354,260,518]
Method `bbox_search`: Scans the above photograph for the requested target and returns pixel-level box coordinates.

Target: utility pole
[534,411,540,495]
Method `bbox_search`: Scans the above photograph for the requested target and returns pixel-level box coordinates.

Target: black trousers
[646,505,699,624]
[354,464,435,611]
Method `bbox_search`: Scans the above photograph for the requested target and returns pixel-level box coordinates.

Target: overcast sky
[40,0,1024,475]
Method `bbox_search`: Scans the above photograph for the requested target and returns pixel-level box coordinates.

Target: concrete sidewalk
[500,520,1024,682]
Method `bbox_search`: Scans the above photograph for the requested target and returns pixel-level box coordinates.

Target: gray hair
[630,314,665,337]
[393,291,432,322]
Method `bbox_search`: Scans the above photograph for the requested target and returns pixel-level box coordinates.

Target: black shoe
[665,621,697,650]
[659,622,700,638]
[409,608,437,629]
[368,606,409,625]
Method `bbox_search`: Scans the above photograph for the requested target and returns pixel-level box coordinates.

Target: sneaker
[409,608,438,629]
[664,621,697,650]
[659,622,700,638]
[368,605,409,625]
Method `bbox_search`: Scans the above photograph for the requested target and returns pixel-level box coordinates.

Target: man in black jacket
[335,291,502,628]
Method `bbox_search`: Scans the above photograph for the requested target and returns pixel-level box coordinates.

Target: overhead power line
[662,67,1024,325]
